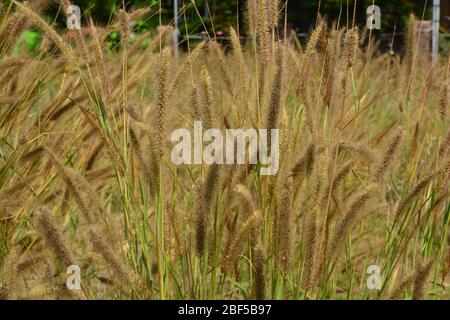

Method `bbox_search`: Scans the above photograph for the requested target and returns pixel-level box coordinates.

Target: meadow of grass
[0,0,449,300]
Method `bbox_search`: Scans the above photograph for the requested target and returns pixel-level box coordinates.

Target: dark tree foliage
[3,0,434,37]
[288,0,431,33]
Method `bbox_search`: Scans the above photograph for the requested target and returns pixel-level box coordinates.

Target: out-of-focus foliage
[289,0,431,32]
[2,0,441,54]
[10,1,433,33]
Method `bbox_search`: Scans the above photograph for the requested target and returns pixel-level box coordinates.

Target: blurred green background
[41,0,436,31]
[2,0,447,52]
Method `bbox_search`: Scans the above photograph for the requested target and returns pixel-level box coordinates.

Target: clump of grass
[0,1,449,301]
